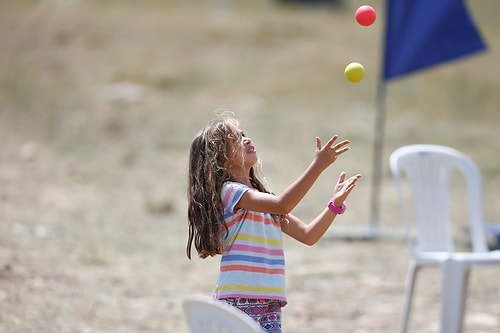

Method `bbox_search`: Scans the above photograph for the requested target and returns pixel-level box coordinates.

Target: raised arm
[236,135,350,214]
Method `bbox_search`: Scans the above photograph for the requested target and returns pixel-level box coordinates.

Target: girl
[187,115,361,332]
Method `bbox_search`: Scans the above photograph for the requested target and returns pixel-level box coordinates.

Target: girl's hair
[187,116,271,259]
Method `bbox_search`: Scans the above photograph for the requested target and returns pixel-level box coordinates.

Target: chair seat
[414,250,500,265]
[183,295,264,333]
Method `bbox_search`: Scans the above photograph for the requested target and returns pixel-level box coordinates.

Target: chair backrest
[183,295,264,333]
[389,144,489,253]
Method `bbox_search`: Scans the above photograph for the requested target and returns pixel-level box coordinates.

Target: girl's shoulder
[221,181,249,194]
[221,181,251,214]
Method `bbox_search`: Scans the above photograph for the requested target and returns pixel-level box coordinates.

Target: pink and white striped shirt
[214,181,287,306]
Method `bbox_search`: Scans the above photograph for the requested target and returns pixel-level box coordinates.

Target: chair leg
[401,262,419,333]
[441,260,470,333]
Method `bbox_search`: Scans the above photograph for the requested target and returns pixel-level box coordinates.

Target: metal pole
[369,79,387,235]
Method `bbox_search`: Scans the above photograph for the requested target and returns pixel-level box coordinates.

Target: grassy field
[1,0,499,332]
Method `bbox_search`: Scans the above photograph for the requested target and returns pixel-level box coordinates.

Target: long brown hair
[186,116,271,259]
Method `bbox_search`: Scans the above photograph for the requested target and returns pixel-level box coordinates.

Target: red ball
[355,5,377,26]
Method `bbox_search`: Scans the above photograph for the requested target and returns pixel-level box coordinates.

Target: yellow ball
[344,62,365,83]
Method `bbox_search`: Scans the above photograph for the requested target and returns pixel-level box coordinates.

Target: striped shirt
[214,181,287,306]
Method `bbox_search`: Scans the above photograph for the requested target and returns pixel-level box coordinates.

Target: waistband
[219,297,285,307]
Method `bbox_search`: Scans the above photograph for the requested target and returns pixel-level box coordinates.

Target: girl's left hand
[332,172,362,206]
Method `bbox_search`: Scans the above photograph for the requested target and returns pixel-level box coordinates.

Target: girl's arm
[281,172,361,245]
[236,135,350,214]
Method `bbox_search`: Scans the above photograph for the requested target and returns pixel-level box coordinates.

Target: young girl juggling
[187,115,361,333]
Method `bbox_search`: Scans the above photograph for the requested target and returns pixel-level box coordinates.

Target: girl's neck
[231,175,252,187]
[227,164,253,187]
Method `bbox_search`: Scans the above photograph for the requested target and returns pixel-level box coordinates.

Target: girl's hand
[332,172,362,206]
[314,135,351,170]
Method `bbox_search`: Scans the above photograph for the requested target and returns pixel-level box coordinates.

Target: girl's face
[227,126,258,172]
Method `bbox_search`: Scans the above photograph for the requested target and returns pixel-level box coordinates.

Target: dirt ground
[1,1,499,332]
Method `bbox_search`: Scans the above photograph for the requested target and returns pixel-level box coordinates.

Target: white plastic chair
[389,144,500,333]
[183,295,264,333]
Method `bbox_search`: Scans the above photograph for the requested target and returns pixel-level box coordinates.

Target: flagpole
[369,76,387,236]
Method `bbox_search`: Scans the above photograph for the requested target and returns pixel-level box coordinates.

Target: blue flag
[383,0,487,80]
